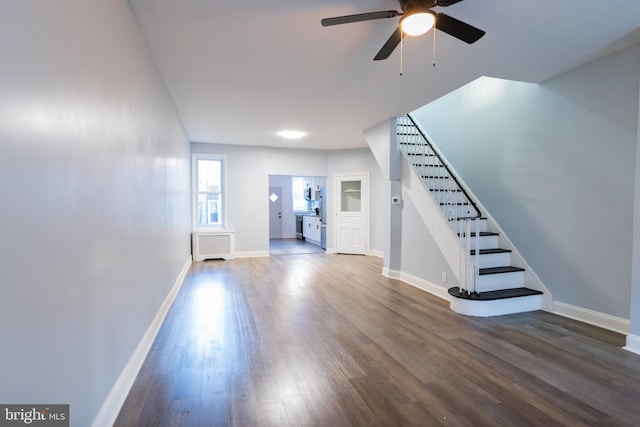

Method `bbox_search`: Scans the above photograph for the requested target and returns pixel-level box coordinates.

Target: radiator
[192,231,235,261]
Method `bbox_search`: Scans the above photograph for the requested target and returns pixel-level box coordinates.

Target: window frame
[291,176,308,213]
[192,153,227,230]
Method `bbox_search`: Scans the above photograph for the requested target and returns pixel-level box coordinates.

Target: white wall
[192,143,385,255]
[191,143,329,254]
[412,45,640,319]
[0,1,191,426]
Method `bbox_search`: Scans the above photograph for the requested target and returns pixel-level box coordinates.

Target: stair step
[470,248,512,256]
[458,231,498,237]
[479,266,525,275]
[448,287,542,301]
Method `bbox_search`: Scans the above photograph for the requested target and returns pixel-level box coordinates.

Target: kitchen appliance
[295,215,305,240]
[320,224,327,250]
[319,187,326,223]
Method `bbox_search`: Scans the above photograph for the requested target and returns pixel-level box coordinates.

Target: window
[292,176,307,212]
[193,154,225,228]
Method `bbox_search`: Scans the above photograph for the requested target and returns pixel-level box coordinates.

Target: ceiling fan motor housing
[399,0,438,12]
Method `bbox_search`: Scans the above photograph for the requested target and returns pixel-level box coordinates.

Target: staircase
[397,115,543,317]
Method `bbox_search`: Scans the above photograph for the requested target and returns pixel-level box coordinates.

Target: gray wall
[412,45,640,318]
[0,1,191,426]
[400,187,457,287]
[631,74,640,337]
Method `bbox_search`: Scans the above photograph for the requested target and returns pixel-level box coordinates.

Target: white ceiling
[130,0,640,150]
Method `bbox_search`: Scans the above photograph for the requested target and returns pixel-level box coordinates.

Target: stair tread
[448,287,542,301]
[454,217,488,220]
[458,231,498,237]
[470,248,512,255]
[479,266,525,275]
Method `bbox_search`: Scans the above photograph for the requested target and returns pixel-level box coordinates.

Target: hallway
[115,253,640,426]
[269,238,324,256]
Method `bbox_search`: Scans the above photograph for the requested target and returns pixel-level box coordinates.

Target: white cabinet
[303,216,322,245]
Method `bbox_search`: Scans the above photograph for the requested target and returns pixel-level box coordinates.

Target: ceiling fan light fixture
[400,9,436,36]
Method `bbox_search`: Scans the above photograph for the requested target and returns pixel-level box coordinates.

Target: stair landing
[448,286,543,317]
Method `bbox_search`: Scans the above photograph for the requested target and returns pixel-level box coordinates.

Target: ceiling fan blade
[436,13,485,44]
[437,0,464,6]
[373,27,403,61]
[321,10,399,27]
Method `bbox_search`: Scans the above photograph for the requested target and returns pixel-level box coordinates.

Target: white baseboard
[235,250,269,258]
[552,301,630,335]
[367,249,384,258]
[383,269,450,302]
[451,294,543,317]
[91,256,192,427]
[624,334,640,355]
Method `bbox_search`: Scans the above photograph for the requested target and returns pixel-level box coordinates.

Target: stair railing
[397,114,481,294]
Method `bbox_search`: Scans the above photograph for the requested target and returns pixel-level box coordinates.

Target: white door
[336,173,369,255]
[269,187,282,239]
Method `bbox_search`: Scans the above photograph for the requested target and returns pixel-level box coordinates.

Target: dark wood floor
[115,253,640,426]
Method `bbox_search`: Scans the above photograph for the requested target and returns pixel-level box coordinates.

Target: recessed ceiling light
[277,130,307,140]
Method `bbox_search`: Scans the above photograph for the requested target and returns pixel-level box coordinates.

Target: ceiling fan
[321,0,485,61]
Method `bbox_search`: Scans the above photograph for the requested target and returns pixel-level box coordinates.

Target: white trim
[552,301,630,335]
[334,171,371,255]
[451,294,543,317]
[624,334,640,355]
[367,249,384,258]
[192,153,227,230]
[382,267,401,279]
[384,269,450,302]
[235,250,270,258]
[91,256,192,427]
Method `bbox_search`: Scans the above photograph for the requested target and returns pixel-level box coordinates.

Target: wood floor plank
[114,253,640,426]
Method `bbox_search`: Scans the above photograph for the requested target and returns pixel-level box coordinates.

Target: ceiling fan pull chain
[433,22,437,67]
[400,32,404,76]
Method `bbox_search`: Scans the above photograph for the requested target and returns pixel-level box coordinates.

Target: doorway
[335,172,370,255]
[268,174,327,255]
[268,187,283,238]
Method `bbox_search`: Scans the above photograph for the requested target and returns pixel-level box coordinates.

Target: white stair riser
[453,219,488,232]
[441,205,477,218]
[449,294,543,317]
[431,191,469,204]
[469,235,499,250]
[423,178,456,190]
[415,165,448,176]
[475,252,512,269]
[477,271,524,292]
[401,147,431,155]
